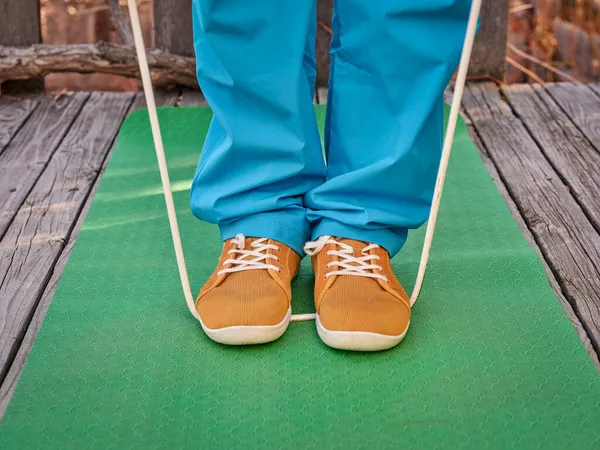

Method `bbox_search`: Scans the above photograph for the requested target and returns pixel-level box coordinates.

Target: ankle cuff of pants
[310,218,407,257]
[220,212,310,256]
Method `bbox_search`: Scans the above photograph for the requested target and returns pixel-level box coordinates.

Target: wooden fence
[0,0,508,92]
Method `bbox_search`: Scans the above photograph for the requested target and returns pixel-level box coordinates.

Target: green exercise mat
[2,106,599,449]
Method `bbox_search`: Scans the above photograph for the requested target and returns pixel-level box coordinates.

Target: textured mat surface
[1,106,599,449]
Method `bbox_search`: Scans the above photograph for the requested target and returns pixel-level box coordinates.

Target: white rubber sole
[200,307,291,345]
[316,315,409,352]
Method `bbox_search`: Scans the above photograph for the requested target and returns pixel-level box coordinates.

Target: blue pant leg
[190,1,324,255]
[305,0,473,256]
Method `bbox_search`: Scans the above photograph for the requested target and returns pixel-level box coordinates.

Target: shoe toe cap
[197,271,289,329]
[319,289,410,337]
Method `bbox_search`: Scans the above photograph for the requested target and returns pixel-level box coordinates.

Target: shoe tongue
[227,236,261,251]
[333,238,381,279]
[337,238,368,257]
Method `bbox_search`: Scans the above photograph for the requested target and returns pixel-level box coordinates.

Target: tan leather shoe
[304,236,411,351]
[197,234,301,345]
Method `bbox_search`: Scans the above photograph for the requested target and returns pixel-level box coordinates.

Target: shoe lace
[217,234,281,276]
[303,235,388,282]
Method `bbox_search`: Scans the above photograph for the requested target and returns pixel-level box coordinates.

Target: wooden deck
[1,82,600,416]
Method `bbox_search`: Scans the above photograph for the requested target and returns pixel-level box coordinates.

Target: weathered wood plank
[130,89,180,111]
[180,89,207,107]
[587,82,600,100]
[502,83,600,232]
[0,92,134,384]
[0,0,41,47]
[465,121,599,367]
[468,1,508,80]
[317,87,328,105]
[0,94,89,240]
[0,228,74,418]
[0,91,183,415]
[462,82,600,354]
[154,0,194,57]
[0,97,40,155]
[553,20,600,81]
[546,83,600,156]
[0,0,43,93]
[316,1,334,87]
[444,86,474,126]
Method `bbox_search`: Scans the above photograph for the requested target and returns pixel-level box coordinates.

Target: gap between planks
[0,94,90,242]
[0,96,40,158]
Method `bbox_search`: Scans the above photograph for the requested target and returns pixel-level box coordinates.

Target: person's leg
[190,0,323,257]
[191,0,323,345]
[305,0,473,351]
[306,0,472,256]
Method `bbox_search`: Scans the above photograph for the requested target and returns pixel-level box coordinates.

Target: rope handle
[126,0,482,320]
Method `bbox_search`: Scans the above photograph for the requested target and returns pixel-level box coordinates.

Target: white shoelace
[303,236,388,282]
[217,234,281,276]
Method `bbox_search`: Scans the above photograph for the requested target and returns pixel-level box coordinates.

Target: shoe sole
[316,315,409,352]
[200,307,291,345]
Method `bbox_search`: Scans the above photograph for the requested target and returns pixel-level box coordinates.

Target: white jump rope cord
[409,0,481,306]
[127,0,481,321]
[127,0,198,320]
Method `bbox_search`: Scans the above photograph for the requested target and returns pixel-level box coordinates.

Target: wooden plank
[0,91,183,415]
[0,92,134,384]
[546,83,600,155]
[130,89,180,111]
[501,83,600,232]
[444,86,473,126]
[587,82,600,100]
[462,82,600,354]
[316,0,334,87]
[317,87,328,105]
[0,0,43,93]
[469,0,508,80]
[153,0,194,57]
[0,94,89,240]
[553,20,599,81]
[465,122,599,367]
[180,89,207,106]
[0,225,75,418]
[0,0,41,46]
[0,97,40,155]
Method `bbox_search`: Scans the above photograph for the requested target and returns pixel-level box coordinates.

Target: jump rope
[126,0,483,322]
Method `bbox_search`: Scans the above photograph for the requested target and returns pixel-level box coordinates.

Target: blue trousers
[190,0,472,256]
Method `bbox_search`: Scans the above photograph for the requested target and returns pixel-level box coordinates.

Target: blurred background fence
[1,1,599,92]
